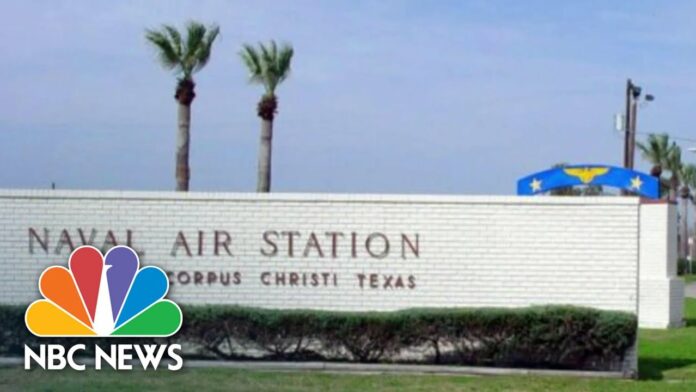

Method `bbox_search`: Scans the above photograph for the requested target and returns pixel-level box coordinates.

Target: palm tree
[637,133,674,197]
[239,41,294,192]
[665,143,683,202]
[146,22,220,191]
[664,145,683,259]
[637,133,672,177]
[681,164,696,262]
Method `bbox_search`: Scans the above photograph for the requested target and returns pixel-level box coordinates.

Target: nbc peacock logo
[25,245,182,337]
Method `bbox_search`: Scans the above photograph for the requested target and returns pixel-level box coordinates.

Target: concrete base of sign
[0,357,629,378]
[638,201,684,329]
[639,278,684,328]
[184,360,631,379]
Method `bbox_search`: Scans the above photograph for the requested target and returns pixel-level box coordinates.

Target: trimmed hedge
[0,304,636,371]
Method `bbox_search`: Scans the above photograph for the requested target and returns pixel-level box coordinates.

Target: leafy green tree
[146,21,220,191]
[239,41,294,192]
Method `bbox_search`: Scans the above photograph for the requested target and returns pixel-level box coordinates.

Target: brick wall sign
[0,190,640,314]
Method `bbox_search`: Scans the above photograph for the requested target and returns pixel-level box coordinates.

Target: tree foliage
[239,40,294,97]
[145,21,220,81]
[637,134,684,199]
[683,164,696,192]
[680,163,696,199]
[637,133,673,173]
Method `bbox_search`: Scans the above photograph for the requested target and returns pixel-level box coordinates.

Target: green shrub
[179,306,323,360]
[0,304,636,371]
[319,311,409,362]
[678,258,694,275]
[0,305,30,354]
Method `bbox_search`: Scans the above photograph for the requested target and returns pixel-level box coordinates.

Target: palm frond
[276,44,294,83]
[145,29,181,71]
[193,24,219,74]
[681,164,696,189]
[259,41,274,70]
[180,21,206,77]
[163,25,183,58]
[637,133,672,168]
[666,143,683,177]
[239,40,294,95]
[239,45,264,83]
[146,21,219,81]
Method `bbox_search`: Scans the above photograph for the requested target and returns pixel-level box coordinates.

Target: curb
[1,357,626,378]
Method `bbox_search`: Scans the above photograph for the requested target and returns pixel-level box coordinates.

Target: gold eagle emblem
[563,167,610,184]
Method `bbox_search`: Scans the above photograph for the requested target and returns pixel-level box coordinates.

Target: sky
[2,0,696,195]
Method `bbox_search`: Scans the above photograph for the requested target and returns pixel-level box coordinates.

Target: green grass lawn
[2,301,696,391]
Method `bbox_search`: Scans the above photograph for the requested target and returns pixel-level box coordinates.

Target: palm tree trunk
[670,177,679,202]
[681,198,689,261]
[257,118,273,192]
[174,79,195,191]
[175,102,191,191]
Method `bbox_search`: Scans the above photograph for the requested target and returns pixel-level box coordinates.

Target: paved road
[686,282,696,298]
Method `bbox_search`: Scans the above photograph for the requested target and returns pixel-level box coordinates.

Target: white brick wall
[0,189,640,315]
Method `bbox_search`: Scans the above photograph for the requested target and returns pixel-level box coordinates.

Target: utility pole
[622,79,653,170]
[623,79,639,169]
